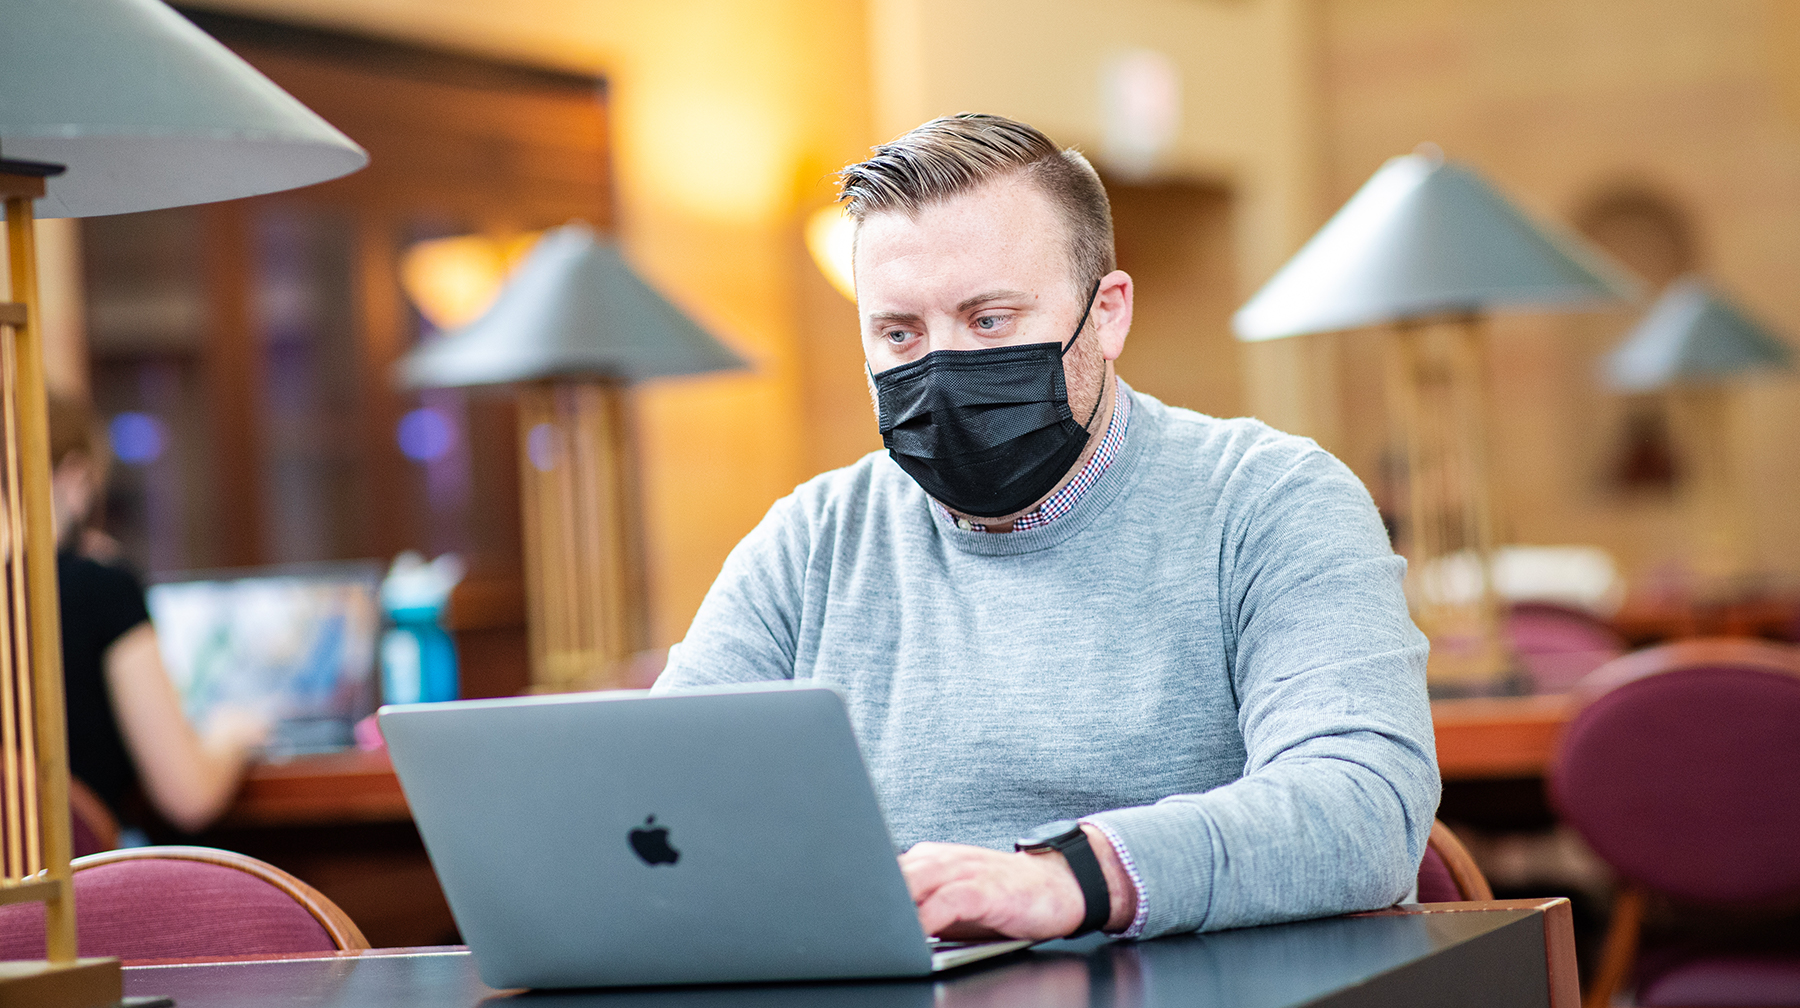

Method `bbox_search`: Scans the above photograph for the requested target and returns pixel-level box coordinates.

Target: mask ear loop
[1061,279,1104,356]
[1062,279,1107,429]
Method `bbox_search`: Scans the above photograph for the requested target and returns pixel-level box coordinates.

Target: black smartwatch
[1015,819,1110,938]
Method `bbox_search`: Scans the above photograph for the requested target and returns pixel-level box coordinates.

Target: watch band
[1016,823,1110,938]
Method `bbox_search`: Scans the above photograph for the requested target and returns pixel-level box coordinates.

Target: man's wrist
[1016,820,1109,936]
[1077,823,1139,934]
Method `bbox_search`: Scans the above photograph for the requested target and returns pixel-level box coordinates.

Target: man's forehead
[852,176,1070,297]
[856,175,1060,245]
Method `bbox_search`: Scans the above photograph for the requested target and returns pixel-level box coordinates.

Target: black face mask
[873,282,1103,519]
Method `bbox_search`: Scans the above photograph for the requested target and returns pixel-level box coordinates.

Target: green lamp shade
[399,222,746,389]
[0,0,367,218]
[1603,276,1792,391]
[1234,151,1640,341]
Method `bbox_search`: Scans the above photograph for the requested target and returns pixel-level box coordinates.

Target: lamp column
[1386,315,1510,693]
[517,380,649,692]
[1,166,121,1006]
[1667,387,1747,591]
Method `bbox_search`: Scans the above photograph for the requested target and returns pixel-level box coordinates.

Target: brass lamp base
[0,957,122,1008]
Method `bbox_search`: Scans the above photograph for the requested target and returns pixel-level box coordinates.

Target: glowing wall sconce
[399,232,541,331]
[806,204,856,302]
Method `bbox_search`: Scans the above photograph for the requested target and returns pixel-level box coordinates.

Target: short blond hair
[837,113,1115,291]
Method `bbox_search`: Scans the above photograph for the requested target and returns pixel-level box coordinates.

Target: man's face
[855,174,1100,404]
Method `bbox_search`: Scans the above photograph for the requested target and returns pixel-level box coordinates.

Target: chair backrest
[67,777,119,857]
[1417,819,1494,902]
[0,845,368,961]
[1505,601,1628,694]
[1550,638,1800,908]
[0,776,120,859]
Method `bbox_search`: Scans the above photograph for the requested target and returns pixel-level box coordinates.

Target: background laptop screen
[148,561,382,757]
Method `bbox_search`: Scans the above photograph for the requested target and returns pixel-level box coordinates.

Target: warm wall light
[805,205,856,302]
[399,232,540,331]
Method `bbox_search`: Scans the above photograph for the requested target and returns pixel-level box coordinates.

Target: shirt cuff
[1080,816,1150,939]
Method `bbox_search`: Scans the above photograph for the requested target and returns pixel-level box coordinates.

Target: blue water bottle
[380,552,465,705]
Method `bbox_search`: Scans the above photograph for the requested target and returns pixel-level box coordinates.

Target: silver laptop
[378,682,1032,988]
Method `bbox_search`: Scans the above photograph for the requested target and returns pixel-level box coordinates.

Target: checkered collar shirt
[938,377,1132,533]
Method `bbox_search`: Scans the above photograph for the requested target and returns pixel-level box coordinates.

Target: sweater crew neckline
[927,381,1160,556]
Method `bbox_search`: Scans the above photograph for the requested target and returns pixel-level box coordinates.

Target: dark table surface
[122,902,1572,1008]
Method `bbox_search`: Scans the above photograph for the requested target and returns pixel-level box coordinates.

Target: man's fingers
[900,842,1083,940]
[898,842,995,904]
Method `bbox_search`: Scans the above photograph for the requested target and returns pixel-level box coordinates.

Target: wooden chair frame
[1572,637,1800,703]
[1563,638,1800,1008]
[72,845,369,952]
[1427,818,1495,902]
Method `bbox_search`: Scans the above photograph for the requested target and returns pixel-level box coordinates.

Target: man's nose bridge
[926,317,985,353]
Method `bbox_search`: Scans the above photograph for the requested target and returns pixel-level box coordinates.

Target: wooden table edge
[121,945,469,968]
[1361,897,1579,1008]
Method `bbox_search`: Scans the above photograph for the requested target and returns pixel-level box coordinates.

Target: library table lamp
[1604,276,1792,586]
[1233,148,1640,695]
[399,222,744,695]
[0,1,366,1004]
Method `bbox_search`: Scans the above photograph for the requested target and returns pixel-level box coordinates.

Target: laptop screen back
[380,684,935,988]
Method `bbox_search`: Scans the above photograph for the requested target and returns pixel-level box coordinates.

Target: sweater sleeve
[653,493,810,690]
[1085,443,1438,938]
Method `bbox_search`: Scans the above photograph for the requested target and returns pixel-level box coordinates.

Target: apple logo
[628,815,680,866]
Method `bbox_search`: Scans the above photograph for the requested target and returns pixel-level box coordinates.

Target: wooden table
[225,696,1581,829]
[120,900,1577,1008]
[226,749,410,827]
[1430,695,1575,780]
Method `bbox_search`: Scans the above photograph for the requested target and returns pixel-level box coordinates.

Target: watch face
[1018,819,1082,847]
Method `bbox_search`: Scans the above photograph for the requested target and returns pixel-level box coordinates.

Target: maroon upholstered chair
[1549,639,1800,1007]
[1505,601,1629,695]
[1417,818,1494,903]
[68,777,120,857]
[0,845,368,962]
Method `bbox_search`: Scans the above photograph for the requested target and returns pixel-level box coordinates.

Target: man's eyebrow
[956,289,1032,313]
[866,291,1034,326]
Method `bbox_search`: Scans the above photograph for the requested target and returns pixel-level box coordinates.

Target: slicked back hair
[838,113,1115,293]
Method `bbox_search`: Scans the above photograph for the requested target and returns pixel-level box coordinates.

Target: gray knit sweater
[655,387,1438,938]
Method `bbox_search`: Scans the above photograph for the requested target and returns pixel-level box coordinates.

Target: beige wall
[867,0,1343,446]
[123,0,1800,640]
[1318,0,1800,586]
[186,0,1328,643]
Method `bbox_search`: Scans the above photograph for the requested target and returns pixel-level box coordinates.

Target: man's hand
[899,825,1137,940]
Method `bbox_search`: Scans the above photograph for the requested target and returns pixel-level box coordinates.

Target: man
[654,114,1438,942]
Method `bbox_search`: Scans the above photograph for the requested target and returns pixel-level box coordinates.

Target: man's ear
[1095,270,1133,362]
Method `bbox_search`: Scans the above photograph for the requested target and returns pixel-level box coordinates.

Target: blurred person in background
[49,394,268,835]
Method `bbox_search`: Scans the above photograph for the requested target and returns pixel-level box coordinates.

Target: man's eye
[974,315,1003,331]
[885,329,913,344]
